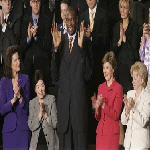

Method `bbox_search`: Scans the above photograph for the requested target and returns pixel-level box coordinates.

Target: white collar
[4,14,9,21]
[68,32,76,46]
[89,4,97,16]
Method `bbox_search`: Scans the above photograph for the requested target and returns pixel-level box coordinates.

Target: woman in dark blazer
[112,0,140,94]
[0,45,30,150]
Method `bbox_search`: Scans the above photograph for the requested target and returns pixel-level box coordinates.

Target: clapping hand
[118,23,126,46]
[0,9,4,27]
[84,25,91,38]
[51,23,61,51]
[143,23,150,39]
[78,21,85,48]
[32,23,38,38]
[123,95,135,116]
[91,94,103,114]
[11,79,22,105]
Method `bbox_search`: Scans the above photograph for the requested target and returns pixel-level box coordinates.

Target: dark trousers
[58,120,88,150]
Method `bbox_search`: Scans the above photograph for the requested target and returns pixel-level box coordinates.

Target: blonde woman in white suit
[121,62,150,150]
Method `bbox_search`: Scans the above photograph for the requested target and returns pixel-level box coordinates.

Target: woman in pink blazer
[92,51,123,150]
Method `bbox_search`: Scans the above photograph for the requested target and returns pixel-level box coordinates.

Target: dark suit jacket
[21,12,52,87]
[70,0,88,15]
[131,1,145,26]
[112,18,140,65]
[112,18,140,93]
[51,33,93,133]
[80,5,110,92]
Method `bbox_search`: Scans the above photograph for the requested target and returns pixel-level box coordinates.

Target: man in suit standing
[21,0,52,97]
[51,7,93,150]
[80,0,109,95]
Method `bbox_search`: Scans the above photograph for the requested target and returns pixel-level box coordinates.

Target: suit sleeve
[103,85,123,121]
[0,79,12,116]
[132,94,150,128]
[28,101,41,132]
[94,85,102,121]
[121,107,129,125]
[51,39,64,83]
[19,75,30,114]
[82,37,93,81]
[49,96,57,128]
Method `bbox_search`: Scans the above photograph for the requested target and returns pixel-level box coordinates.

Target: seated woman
[91,51,123,150]
[28,70,58,150]
[0,45,30,150]
[121,62,150,150]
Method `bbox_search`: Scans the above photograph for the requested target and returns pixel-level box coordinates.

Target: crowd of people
[0,0,150,150]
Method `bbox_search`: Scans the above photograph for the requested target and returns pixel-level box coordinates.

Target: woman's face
[35,80,45,99]
[132,71,143,90]
[11,52,20,73]
[119,1,130,19]
[103,62,114,82]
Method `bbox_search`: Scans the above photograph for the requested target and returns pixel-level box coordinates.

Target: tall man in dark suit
[51,7,93,150]
[80,0,109,94]
[21,0,52,97]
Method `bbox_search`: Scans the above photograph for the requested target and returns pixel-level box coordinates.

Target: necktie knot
[33,18,38,25]
[69,37,73,53]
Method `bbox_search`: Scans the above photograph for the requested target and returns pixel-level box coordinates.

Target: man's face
[86,0,97,9]
[30,0,41,16]
[66,10,76,35]
[61,3,68,23]
[1,0,11,15]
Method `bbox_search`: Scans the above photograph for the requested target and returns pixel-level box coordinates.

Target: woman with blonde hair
[121,61,150,150]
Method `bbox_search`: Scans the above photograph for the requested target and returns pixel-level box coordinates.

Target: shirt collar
[68,32,76,46]
[63,21,67,34]
[32,14,39,24]
[4,14,9,21]
[104,78,116,89]
[89,4,97,15]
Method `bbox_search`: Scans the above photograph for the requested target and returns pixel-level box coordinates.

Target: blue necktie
[33,18,38,25]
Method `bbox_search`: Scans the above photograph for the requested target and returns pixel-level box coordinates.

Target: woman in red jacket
[92,51,123,150]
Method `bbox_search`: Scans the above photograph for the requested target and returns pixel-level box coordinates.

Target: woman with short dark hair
[28,70,58,150]
[0,45,30,150]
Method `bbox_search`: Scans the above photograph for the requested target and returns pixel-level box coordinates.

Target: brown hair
[4,45,21,78]
[102,51,117,71]
[34,70,44,88]
[130,62,148,88]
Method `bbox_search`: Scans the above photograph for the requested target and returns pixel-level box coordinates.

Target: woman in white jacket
[121,62,150,150]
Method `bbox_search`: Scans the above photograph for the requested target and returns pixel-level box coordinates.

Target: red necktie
[69,37,73,53]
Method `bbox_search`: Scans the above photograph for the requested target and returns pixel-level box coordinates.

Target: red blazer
[95,79,123,135]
